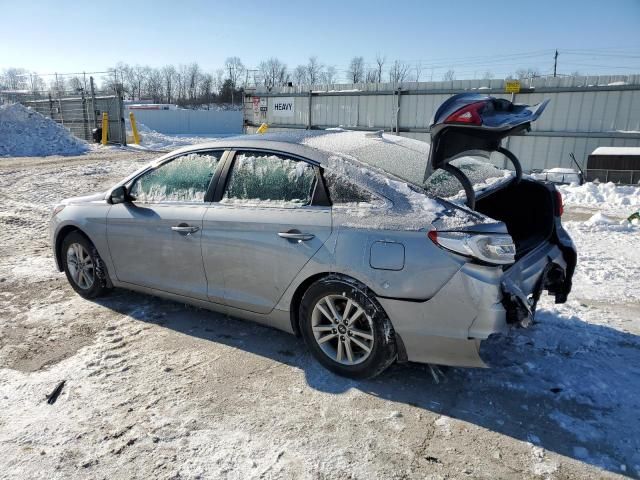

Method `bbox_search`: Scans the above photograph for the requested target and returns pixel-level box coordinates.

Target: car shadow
[96,290,640,478]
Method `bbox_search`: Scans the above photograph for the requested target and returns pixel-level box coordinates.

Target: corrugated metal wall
[244,75,640,172]
[126,108,243,135]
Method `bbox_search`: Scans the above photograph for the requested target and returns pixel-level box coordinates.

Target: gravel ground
[0,149,638,479]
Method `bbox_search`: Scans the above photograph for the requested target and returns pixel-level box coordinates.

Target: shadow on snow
[96,291,640,478]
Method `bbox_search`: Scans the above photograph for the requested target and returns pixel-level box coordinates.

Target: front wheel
[61,231,109,299]
[299,277,397,379]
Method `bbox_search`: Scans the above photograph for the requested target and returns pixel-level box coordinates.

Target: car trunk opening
[426,93,575,321]
[425,93,554,259]
[474,178,555,259]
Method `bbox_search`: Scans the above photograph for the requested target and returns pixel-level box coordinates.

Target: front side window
[221,151,316,207]
[129,151,221,202]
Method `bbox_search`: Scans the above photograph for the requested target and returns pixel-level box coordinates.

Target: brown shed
[586,147,640,185]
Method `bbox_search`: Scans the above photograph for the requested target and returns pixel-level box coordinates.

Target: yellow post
[101,112,108,145]
[256,123,269,134]
[129,111,140,145]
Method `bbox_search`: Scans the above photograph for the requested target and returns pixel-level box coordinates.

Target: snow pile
[564,219,640,302]
[0,103,89,157]
[558,182,640,214]
[585,212,620,226]
[126,121,226,151]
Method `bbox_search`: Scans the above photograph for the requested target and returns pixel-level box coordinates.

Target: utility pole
[89,76,98,129]
[553,49,559,78]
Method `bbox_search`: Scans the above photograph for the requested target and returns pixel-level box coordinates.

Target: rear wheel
[300,277,397,379]
[61,232,109,299]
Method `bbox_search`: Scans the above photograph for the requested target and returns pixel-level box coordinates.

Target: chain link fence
[1,78,127,145]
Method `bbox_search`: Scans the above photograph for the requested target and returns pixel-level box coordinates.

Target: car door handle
[171,224,200,235]
[278,231,315,241]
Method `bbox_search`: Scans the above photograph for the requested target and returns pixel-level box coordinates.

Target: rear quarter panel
[276,224,465,311]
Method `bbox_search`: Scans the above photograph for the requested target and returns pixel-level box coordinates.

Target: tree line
[1,56,564,108]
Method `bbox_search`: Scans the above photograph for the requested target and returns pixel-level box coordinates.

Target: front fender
[50,204,112,276]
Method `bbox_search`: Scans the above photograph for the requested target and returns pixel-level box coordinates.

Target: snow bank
[558,182,640,214]
[126,121,229,151]
[0,103,89,157]
[564,219,640,302]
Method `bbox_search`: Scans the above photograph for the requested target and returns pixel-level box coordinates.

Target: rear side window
[130,151,221,202]
[423,154,513,203]
[222,151,316,207]
[323,171,375,204]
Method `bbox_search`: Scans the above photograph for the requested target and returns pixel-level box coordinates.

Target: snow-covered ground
[0,152,638,479]
[126,121,234,151]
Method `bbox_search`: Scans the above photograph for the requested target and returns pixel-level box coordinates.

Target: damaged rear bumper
[379,239,574,369]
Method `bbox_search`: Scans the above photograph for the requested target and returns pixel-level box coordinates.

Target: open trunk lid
[424,93,549,209]
[426,93,549,173]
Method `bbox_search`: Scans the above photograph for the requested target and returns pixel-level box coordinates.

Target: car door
[106,150,224,300]
[201,150,331,314]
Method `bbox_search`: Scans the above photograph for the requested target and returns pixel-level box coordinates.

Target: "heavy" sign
[270,97,295,118]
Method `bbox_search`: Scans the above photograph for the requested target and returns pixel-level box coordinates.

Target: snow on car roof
[169,130,431,186]
[301,130,430,185]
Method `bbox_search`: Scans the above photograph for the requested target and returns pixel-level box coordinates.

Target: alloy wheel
[311,294,375,365]
[66,242,95,290]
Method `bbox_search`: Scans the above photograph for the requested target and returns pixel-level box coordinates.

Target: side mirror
[109,185,129,204]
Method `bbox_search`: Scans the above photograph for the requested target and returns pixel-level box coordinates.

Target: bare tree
[482,71,494,80]
[293,65,307,85]
[225,57,245,88]
[414,62,422,82]
[322,66,337,84]
[199,73,214,108]
[26,73,45,95]
[306,56,323,86]
[443,69,456,81]
[161,65,176,103]
[214,69,225,94]
[365,68,378,83]
[259,57,288,89]
[186,63,201,103]
[375,54,386,83]
[146,68,164,102]
[347,56,365,84]
[388,60,410,83]
[68,76,83,92]
[122,64,149,100]
[225,56,245,104]
[0,68,27,90]
[515,67,540,80]
[50,75,66,96]
[176,64,189,103]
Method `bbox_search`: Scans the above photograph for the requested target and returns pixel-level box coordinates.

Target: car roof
[162,130,431,186]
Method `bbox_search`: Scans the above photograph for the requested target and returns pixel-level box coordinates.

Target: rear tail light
[428,230,516,265]
[555,190,564,216]
[444,101,485,126]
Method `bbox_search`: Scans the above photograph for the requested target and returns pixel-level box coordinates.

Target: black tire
[299,276,397,379]
[61,231,109,299]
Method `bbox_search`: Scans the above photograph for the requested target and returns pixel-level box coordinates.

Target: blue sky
[2,0,639,81]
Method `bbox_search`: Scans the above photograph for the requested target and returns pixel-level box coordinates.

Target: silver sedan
[51,94,576,379]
